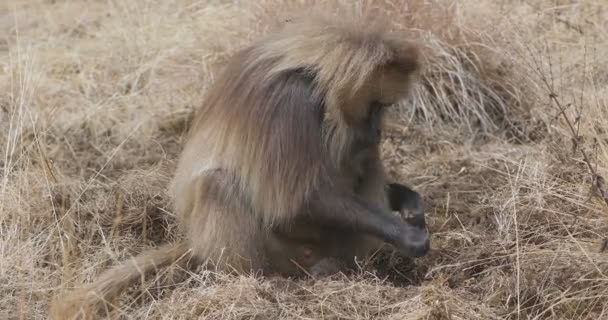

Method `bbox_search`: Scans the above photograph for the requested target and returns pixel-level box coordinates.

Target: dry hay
[1,0,607,319]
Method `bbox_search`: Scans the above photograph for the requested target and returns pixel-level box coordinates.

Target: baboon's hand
[388,183,426,229]
[394,224,430,257]
[403,208,426,230]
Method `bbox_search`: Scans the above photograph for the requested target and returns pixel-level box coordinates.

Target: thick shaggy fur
[49,13,425,319]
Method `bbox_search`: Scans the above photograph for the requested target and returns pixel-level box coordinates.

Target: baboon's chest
[341,148,379,193]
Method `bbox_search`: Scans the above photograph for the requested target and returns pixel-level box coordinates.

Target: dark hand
[388,183,426,229]
[393,223,430,257]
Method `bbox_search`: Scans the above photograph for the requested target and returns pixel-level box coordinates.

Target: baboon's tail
[49,241,192,320]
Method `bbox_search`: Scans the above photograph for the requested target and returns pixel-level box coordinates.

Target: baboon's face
[348,68,414,149]
[352,99,387,150]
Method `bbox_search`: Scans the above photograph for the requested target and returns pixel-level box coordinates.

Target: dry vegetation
[1,0,607,319]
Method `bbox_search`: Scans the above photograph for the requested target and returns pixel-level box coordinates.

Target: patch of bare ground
[1,0,607,319]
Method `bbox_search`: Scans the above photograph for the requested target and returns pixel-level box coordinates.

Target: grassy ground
[1,0,607,319]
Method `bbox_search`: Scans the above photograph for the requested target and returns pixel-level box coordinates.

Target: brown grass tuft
[1,0,607,319]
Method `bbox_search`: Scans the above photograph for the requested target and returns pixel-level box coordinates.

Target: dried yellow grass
[1,0,607,319]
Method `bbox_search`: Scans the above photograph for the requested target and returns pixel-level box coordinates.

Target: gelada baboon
[50,13,429,319]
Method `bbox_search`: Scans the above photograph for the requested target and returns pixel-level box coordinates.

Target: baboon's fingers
[405,213,426,230]
[388,183,426,229]
[388,183,423,212]
[394,224,430,257]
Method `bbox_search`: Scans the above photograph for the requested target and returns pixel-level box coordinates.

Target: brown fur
[50,13,427,319]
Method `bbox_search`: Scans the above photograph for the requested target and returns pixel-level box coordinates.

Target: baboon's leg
[349,163,393,260]
[266,225,351,278]
[186,169,268,274]
[264,232,323,277]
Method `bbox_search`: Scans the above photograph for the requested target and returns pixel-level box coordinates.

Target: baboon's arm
[306,185,429,257]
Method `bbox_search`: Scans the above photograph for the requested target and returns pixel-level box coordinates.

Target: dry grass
[1,0,608,319]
